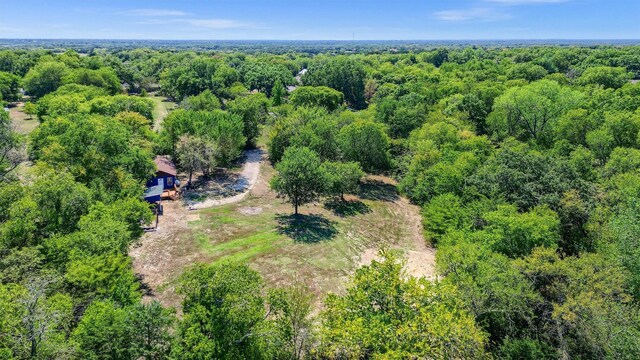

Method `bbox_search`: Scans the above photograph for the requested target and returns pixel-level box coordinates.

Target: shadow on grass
[324,199,371,217]
[357,180,399,202]
[135,273,155,297]
[275,214,338,243]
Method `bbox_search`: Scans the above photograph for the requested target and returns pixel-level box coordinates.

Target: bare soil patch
[131,155,436,310]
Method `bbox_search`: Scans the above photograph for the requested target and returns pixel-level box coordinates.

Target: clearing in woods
[149,92,177,131]
[8,102,38,134]
[131,149,436,309]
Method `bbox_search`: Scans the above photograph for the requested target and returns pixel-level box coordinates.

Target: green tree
[180,89,221,111]
[266,283,314,360]
[321,161,364,201]
[271,147,327,215]
[303,56,367,109]
[64,67,122,95]
[271,79,285,106]
[338,120,390,172]
[240,61,293,96]
[481,204,561,258]
[22,61,68,98]
[177,135,206,185]
[0,278,74,359]
[578,66,631,89]
[320,250,488,359]
[73,300,174,360]
[23,102,36,120]
[0,110,25,181]
[173,263,267,360]
[226,93,269,146]
[421,193,465,243]
[0,71,21,101]
[488,80,584,145]
[289,86,344,111]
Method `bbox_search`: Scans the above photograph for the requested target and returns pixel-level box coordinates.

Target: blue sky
[0,0,638,40]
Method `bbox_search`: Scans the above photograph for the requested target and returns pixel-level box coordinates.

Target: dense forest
[1,44,640,359]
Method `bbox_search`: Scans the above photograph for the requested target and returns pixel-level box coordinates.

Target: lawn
[132,148,434,309]
[9,103,39,134]
[148,92,177,131]
[184,164,430,302]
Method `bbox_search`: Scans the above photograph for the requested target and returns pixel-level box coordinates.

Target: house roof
[154,156,177,176]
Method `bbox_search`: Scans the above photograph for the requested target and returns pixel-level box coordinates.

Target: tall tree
[303,57,366,109]
[488,80,584,146]
[271,147,327,215]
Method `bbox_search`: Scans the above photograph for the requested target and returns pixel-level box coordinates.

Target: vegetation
[2,44,640,359]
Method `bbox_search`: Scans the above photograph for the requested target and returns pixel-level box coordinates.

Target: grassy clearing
[9,103,39,134]
[149,93,177,131]
[187,165,421,300]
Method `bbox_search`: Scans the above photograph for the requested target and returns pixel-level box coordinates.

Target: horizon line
[2,38,640,42]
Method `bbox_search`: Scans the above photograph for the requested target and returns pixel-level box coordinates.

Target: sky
[0,0,638,40]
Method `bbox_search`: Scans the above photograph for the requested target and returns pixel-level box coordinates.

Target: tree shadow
[357,179,400,202]
[135,273,155,297]
[324,199,371,217]
[275,214,338,243]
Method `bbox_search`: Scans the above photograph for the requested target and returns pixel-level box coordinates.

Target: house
[144,156,179,203]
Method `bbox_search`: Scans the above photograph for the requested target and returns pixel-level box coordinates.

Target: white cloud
[134,18,251,29]
[186,19,249,29]
[435,8,510,22]
[123,9,189,17]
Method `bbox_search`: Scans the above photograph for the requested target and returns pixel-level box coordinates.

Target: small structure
[144,156,179,203]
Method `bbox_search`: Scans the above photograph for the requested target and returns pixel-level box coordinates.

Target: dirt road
[188,149,264,209]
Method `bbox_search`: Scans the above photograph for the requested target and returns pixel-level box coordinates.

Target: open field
[149,93,177,131]
[131,154,435,309]
[8,103,38,134]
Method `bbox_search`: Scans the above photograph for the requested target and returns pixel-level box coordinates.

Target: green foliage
[65,253,141,306]
[268,107,341,164]
[180,89,221,111]
[271,79,285,106]
[304,56,367,109]
[321,161,364,200]
[437,236,539,343]
[64,67,121,95]
[271,147,327,214]
[481,204,560,258]
[0,110,24,180]
[320,250,488,359]
[240,61,293,96]
[290,86,344,111]
[73,300,174,360]
[338,120,391,172]
[514,248,640,359]
[160,57,238,101]
[226,93,269,146]
[467,140,583,211]
[87,95,154,120]
[507,63,548,82]
[30,114,155,198]
[160,109,245,165]
[578,66,632,89]
[0,279,74,359]
[606,199,640,298]
[489,80,584,145]
[421,193,465,243]
[0,71,21,101]
[23,61,68,98]
[173,263,266,360]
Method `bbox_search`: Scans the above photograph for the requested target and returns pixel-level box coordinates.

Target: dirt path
[358,176,436,280]
[131,148,265,307]
[150,93,177,131]
[188,149,264,209]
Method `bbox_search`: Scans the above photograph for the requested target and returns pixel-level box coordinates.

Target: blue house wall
[146,173,176,190]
